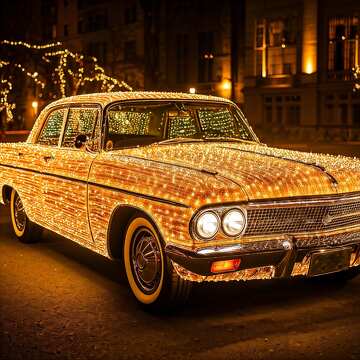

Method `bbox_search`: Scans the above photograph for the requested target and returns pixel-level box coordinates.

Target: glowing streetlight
[189,87,196,94]
[221,79,232,91]
[32,101,38,114]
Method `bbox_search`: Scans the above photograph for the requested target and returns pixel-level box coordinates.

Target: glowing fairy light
[353,65,360,92]
[1,39,62,49]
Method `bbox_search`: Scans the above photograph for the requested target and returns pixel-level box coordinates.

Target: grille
[245,197,360,236]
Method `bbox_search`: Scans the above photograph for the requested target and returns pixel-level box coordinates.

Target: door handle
[43,155,55,162]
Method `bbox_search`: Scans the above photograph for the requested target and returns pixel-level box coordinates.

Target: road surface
[0,206,359,360]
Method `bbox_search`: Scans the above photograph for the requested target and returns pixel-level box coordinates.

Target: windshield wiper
[154,137,205,146]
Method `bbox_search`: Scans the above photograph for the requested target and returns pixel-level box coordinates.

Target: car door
[38,104,101,248]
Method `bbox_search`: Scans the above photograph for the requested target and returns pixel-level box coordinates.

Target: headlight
[222,209,246,237]
[195,211,220,239]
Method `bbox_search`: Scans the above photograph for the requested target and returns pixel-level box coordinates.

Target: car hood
[97,142,360,207]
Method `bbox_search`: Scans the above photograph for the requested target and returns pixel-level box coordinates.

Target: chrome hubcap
[14,194,26,232]
[131,228,162,294]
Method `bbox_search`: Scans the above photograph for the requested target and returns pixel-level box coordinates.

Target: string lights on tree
[0,78,15,122]
[0,39,132,124]
[353,65,360,92]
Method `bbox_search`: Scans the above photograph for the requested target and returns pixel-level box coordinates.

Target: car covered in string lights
[0,91,360,308]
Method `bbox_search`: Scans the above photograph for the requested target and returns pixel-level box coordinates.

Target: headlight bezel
[191,206,247,241]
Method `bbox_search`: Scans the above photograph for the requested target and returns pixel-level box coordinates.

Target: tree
[0,40,132,125]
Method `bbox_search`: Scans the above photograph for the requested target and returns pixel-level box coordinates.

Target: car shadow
[41,228,355,319]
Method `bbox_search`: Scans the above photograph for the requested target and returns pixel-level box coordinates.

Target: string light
[1,39,62,49]
[0,39,132,123]
[353,65,360,91]
[0,59,45,122]
[42,48,132,98]
[0,79,15,121]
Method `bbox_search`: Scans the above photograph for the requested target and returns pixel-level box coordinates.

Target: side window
[106,107,163,149]
[62,107,99,149]
[108,110,152,136]
[37,109,66,146]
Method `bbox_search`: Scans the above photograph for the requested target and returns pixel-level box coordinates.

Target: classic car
[0,91,359,308]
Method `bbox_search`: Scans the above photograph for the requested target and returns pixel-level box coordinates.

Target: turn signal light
[211,259,241,273]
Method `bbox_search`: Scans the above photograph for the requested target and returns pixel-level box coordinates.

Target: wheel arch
[107,204,164,260]
[1,184,14,205]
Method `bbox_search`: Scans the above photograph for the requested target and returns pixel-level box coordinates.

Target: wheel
[10,190,42,243]
[123,216,192,310]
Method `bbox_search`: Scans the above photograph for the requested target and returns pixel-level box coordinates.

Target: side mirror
[75,134,88,149]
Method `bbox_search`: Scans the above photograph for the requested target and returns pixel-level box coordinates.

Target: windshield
[105,101,257,150]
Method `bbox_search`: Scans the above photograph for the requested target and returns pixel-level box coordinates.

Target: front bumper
[165,230,360,282]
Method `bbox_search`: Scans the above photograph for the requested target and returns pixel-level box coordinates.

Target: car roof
[48,91,233,108]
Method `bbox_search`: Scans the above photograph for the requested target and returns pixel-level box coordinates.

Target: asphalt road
[0,206,360,360]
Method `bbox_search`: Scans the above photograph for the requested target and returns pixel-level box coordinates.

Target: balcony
[245,74,298,88]
[326,70,354,82]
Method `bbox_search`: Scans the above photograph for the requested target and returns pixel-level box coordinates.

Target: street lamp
[32,101,38,114]
[189,87,196,94]
[221,79,232,91]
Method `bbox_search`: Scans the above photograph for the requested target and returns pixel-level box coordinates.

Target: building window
[80,9,108,33]
[255,18,297,77]
[328,17,359,77]
[321,92,358,126]
[265,105,273,123]
[125,4,137,24]
[78,19,83,33]
[353,104,360,127]
[198,32,215,83]
[124,41,136,62]
[78,0,102,10]
[339,104,348,125]
[88,42,107,63]
[287,105,300,126]
[263,94,301,126]
[176,34,189,84]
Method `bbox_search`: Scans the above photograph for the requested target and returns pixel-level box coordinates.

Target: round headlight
[222,209,246,237]
[196,211,220,239]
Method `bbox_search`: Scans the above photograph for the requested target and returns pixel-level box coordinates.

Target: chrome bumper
[165,231,360,282]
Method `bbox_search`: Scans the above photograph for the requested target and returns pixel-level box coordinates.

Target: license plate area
[308,247,352,277]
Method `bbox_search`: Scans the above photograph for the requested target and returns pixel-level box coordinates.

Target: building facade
[56,0,145,90]
[243,0,360,142]
[1,0,360,140]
